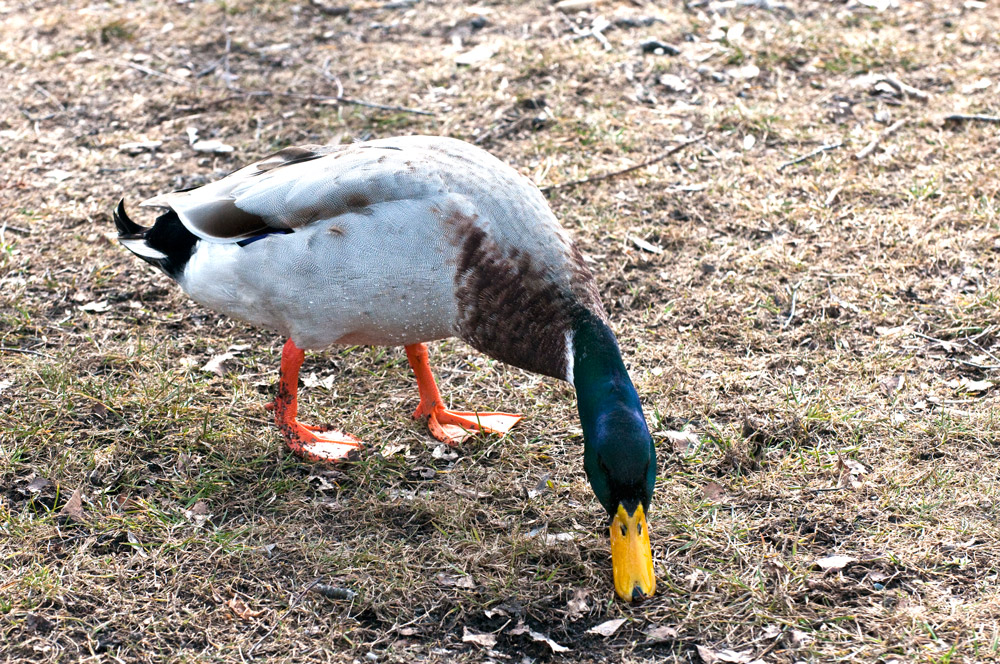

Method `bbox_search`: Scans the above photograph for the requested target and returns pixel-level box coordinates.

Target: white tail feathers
[119,237,168,260]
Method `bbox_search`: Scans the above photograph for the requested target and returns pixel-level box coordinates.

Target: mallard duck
[113,135,656,601]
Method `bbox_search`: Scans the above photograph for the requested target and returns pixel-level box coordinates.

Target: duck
[113,135,657,602]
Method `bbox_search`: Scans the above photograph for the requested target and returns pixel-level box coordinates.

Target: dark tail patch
[114,199,197,280]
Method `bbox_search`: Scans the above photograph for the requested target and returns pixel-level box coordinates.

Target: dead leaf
[380,442,409,457]
[201,352,236,375]
[528,527,577,545]
[25,477,52,494]
[685,568,705,590]
[189,500,209,515]
[192,139,234,154]
[455,43,495,66]
[119,140,163,154]
[565,588,591,620]
[432,444,458,461]
[462,626,497,648]
[587,618,626,637]
[227,596,264,621]
[645,625,679,642]
[302,372,336,390]
[79,300,111,313]
[960,77,991,94]
[881,374,905,396]
[696,645,755,663]
[875,325,910,337]
[450,485,488,499]
[184,500,212,526]
[25,613,54,634]
[60,488,84,521]
[956,378,993,393]
[761,624,782,639]
[629,235,664,254]
[45,168,73,182]
[814,554,857,572]
[857,0,898,10]
[510,621,569,653]
[658,74,689,93]
[726,64,759,80]
[127,531,148,558]
[554,0,594,11]
[840,457,867,476]
[528,473,551,499]
[665,430,700,452]
[702,482,726,501]
[435,573,476,589]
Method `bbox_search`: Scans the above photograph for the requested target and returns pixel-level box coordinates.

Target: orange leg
[270,339,362,463]
[404,343,522,445]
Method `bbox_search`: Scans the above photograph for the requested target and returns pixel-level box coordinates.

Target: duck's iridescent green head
[572,314,657,602]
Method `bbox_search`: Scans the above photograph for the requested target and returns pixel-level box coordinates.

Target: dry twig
[943,113,1000,124]
[0,346,54,359]
[777,142,843,171]
[855,119,907,160]
[541,134,706,193]
[782,280,803,329]
[199,90,434,116]
[120,60,193,86]
[879,76,930,102]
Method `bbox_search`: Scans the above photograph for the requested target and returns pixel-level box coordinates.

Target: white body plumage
[121,136,606,380]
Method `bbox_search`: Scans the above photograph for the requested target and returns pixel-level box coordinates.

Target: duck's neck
[571,315,640,421]
[571,314,652,514]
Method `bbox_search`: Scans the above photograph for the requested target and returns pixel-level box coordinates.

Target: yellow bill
[610,503,655,602]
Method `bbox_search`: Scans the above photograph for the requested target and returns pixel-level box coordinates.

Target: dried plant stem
[855,119,907,160]
[944,113,1000,124]
[778,142,843,171]
[541,134,706,193]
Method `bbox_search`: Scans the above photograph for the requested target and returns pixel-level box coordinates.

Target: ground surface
[2,0,1000,662]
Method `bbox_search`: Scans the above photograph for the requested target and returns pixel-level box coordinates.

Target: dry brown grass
[2,0,1000,662]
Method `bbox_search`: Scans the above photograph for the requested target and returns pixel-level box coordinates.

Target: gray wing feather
[140,139,449,243]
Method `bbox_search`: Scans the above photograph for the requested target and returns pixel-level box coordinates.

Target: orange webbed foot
[405,343,522,445]
[417,403,522,445]
[273,339,364,463]
[280,421,363,463]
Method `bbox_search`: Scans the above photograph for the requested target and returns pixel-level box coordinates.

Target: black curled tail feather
[113,199,197,280]
[113,198,146,237]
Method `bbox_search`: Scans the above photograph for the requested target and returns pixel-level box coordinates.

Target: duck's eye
[620,523,627,537]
